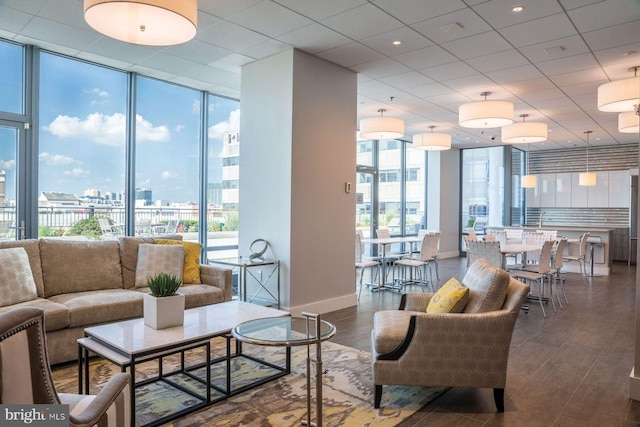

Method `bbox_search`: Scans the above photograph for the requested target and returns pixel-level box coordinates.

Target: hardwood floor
[324,257,640,426]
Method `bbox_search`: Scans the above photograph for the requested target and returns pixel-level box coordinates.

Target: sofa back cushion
[0,239,44,297]
[40,239,123,297]
[462,258,510,313]
[0,247,38,307]
[120,236,182,289]
[135,244,184,287]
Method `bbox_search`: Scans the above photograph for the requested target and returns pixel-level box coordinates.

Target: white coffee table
[78,301,290,427]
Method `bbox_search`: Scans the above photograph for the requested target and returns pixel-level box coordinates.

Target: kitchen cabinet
[608,170,630,208]
[587,171,609,207]
[555,173,572,207]
[571,173,588,207]
[539,173,556,207]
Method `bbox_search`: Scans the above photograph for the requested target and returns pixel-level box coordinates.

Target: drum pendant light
[522,143,537,188]
[359,109,405,140]
[84,0,198,46]
[597,66,640,112]
[618,111,640,133]
[412,126,451,150]
[459,92,514,128]
[579,131,596,187]
[502,114,547,143]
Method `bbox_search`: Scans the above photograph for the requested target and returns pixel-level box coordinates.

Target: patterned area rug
[53,338,445,426]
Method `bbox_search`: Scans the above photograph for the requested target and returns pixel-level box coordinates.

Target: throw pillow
[135,244,184,288]
[0,247,38,307]
[426,277,469,314]
[153,239,202,284]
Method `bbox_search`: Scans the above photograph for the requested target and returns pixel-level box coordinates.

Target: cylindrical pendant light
[459,92,514,128]
[579,131,596,187]
[84,0,198,46]
[597,68,640,112]
[502,114,547,143]
[359,109,404,140]
[618,111,640,133]
[522,143,536,188]
[412,126,451,150]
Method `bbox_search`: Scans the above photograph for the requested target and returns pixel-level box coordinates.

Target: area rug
[52,338,445,426]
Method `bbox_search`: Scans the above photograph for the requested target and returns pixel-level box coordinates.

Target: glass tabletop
[232,317,336,347]
[208,256,278,267]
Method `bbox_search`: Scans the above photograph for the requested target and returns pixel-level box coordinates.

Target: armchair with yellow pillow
[371,258,529,412]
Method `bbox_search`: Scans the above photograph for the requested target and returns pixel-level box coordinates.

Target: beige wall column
[239,49,357,315]
[427,148,461,259]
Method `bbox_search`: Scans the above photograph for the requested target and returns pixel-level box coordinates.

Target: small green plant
[147,272,182,297]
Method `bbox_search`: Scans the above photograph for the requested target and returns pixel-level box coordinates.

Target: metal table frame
[209,256,280,308]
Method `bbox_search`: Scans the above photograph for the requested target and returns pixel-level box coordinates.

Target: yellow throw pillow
[153,239,202,284]
[427,277,469,314]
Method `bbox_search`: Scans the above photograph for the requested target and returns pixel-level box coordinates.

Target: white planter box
[143,293,185,329]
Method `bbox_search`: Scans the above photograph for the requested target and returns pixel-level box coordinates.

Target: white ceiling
[0,0,639,150]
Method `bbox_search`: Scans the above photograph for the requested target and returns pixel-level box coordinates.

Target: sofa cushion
[0,239,45,297]
[135,244,184,288]
[462,258,510,313]
[40,239,123,297]
[48,290,144,328]
[153,239,202,284]
[0,298,70,332]
[132,283,224,308]
[427,277,469,314]
[372,310,417,355]
[119,236,156,289]
[0,247,38,307]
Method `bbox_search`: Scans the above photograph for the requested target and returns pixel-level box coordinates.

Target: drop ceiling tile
[410,83,457,98]
[423,93,470,107]
[18,35,80,56]
[518,35,590,64]
[419,61,478,82]
[0,5,33,34]
[536,52,601,75]
[372,0,467,25]
[242,39,290,59]
[127,64,177,83]
[198,0,263,19]
[84,37,162,64]
[316,42,385,67]
[583,21,640,52]
[352,57,412,79]
[441,31,512,60]
[486,65,545,84]
[75,51,131,69]
[562,80,605,96]
[277,23,351,54]
[359,27,433,56]
[442,74,496,92]
[21,17,102,51]
[165,40,233,65]
[378,71,435,89]
[195,11,222,30]
[601,59,640,80]
[392,45,458,69]
[548,67,608,86]
[226,1,313,38]
[37,0,87,30]
[411,8,492,44]
[465,49,530,73]
[558,0,604,11]
[502,78,557,95]
[472,0,563,29]
[272,0,366,21]
[208,53,254,73]
[197,20,270,52]
[320,3,403,41]
[568,0,640,33]
[498,14,578,48]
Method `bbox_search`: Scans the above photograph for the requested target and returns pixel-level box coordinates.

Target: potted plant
[143,272,185,329]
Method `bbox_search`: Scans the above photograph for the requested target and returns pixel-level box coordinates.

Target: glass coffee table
[232,313,336,427]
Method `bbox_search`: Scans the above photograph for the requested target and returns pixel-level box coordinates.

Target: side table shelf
[208,256,280,309]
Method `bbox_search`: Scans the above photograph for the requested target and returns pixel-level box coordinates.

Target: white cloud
[39,152,76,165]
[44,113,170,146]
[208,109,240,140]
[0,160,15,170]
[63,168,90,177]
[161,170,178,180]
[175,124,184,132]
[84,88,109,98]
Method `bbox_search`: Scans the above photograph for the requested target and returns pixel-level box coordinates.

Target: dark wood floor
[323,256,640,426]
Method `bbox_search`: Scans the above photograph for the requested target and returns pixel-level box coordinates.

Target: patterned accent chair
[0,307,130,427]
[371,259,529,412]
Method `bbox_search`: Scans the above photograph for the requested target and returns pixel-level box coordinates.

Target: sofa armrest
[400,292,434,311]
[199,264,233,302]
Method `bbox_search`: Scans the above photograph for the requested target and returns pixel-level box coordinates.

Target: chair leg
[494,388,505,412]
[357,268,364,301]
[537,279,546,318]
[374,384,383,408]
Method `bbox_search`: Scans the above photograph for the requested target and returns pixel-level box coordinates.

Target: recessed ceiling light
[512,6,524,12]
[392,40,402,46]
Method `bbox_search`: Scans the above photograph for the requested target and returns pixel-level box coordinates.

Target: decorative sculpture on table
[249,238,269,262]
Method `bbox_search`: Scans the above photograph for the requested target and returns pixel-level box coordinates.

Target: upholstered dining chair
[371,259,529,412]
[0,307,131,427]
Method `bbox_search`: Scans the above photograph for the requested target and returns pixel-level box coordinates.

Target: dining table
[499,243,543,269]
[362,235,424,291]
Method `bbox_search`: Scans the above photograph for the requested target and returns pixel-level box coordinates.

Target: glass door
[356,169,375,240]
[0,121,25,240]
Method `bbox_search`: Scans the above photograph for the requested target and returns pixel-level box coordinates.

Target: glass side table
[208,256,280,308]
[232,313,336,427]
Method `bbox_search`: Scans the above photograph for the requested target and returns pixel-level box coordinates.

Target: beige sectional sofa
[0,236,232,365]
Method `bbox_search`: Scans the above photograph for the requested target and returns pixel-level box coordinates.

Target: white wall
[240,49,357,315]
[428,148,461,258]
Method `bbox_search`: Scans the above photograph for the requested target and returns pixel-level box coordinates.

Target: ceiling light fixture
[359,108,404,140]
[84,0,198,46]
[619,111,640,133]
[512,6,525,12]
[392,40,402,45]
[579,131,596,187]
[459,92,514,128]
[501,114,548,143]
[412,126,451,151]
[597,66,640,112]
[522,143,536,188]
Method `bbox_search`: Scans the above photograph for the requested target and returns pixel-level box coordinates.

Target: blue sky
[1,43,239,204]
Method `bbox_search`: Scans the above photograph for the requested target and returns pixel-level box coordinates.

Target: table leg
[77,344,83,394]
